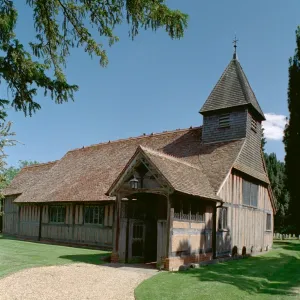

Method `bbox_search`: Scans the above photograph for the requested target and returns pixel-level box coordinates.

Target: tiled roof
[108,145,220,200]
[200,58,265,120]
[140,146,221,200]
[10,127,246,203]
[3,161,57,196]
[7,127,269,204]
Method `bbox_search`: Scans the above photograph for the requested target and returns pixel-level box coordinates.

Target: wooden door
[129,220,145,261]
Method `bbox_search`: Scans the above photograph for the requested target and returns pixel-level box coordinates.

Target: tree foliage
[264,153,290,233]
[0,0,188,116]
[283,26,300,234]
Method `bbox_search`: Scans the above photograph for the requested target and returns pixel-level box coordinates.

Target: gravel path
[0,263,158,300]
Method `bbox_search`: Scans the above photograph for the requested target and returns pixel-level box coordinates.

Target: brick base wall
[111,252,119,263]
[165,252,213,271]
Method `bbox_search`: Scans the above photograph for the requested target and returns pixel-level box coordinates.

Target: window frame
[84,205,105,225]
[242,179,259,208]
[173,199,205,223]
[49,205,66,224]
[219,113,231,128]
[218,207,228,231]
[266,213,272,231]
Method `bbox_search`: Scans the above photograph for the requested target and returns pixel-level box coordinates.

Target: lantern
[129,176,139,189]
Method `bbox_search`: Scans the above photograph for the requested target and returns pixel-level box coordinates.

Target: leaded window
[243,180,258,207]
[84,205,104,225]
[266,213,272,231]
[49,206,66,223]
[218,207,228,230]
[173,199,205,222]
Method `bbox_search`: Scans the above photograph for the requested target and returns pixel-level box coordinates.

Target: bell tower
[199,40,265,145]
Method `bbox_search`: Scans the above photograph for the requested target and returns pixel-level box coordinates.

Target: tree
[0,0,188,117]
[264,153,290,233]
[283,26,300,234]
[0,160,39,190]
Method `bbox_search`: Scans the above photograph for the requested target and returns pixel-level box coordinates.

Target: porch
[111,191,217,270]
[107,145,221,270]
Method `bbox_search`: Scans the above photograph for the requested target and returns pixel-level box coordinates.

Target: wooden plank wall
[4,201,114,248]
[19,205,40,237]
[41,204,114,247]
[171,204,213,255]
[3,195,19,235]
[217,172,274,255]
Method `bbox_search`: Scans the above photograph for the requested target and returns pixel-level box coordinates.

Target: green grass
[135,240,300,300]
[0,235,110,278]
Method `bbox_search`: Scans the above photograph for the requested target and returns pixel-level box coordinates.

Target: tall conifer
[284,27,300,233]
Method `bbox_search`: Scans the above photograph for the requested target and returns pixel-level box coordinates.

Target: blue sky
[3,0,299,166]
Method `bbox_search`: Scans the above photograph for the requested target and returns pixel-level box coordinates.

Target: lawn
[0,235,110,278]
[135,240,300,300]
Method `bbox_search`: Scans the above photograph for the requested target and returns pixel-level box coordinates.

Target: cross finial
[233,35,239,59]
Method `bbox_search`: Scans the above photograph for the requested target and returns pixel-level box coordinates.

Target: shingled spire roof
[200,56,265,120]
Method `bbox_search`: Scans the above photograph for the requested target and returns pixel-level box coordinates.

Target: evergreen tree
[283,26,300,234]
[264,153,290,232]
[0,1,188,117]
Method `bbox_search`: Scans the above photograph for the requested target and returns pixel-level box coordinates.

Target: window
[251,117,257,132]
[266,213,272,231]
[219,114,230,128]
[173,199,205,222]
[190,200,205,222]
[218,207,228,230]
[84,205,104,225]
[49,206,66,223]
[243,180,258,207]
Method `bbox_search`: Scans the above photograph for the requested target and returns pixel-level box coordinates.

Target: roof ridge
[67,126,202,154]
[22,160,58,170]
[140,145,203,171]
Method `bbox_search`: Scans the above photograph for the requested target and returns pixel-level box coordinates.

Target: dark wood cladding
[202,109,247,144]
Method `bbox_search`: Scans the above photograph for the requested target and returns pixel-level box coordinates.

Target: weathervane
[233,35,239,59]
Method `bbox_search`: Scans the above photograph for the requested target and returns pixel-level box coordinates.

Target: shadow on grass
[0,234,18,240]
[179,242,300,297]
[59,253,111,265]
[274,240,300,251]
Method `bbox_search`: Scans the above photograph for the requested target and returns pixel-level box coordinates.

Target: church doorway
[123,193,167,264]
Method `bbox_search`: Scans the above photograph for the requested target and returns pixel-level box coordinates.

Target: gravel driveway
[0,263,158,300]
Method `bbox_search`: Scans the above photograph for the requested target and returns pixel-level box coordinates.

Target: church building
[2,49,275,271]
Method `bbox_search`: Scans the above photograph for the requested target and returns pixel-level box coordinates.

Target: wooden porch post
[125,197,132,263]
[112,193,122,262]
[166,194,173,259]
[212,203,217,259]
[38,205,43,241]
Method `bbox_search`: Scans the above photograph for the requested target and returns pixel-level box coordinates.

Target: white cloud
[262,113,288,141]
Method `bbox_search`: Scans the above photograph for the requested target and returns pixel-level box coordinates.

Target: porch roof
[107,146,221,201]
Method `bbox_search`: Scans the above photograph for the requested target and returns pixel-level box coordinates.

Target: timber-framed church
[2,50,275,271]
